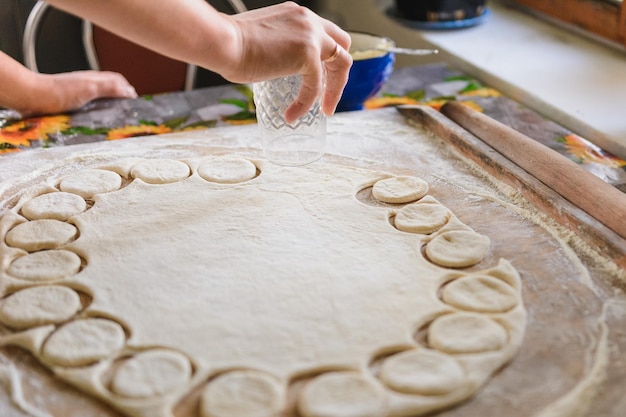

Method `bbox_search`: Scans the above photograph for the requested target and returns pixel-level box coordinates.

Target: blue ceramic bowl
[337,32,396,112]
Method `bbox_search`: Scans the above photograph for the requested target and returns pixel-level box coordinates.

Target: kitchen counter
[319,0,626,159]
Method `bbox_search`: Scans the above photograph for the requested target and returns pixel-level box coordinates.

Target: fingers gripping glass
[253,75,326,167]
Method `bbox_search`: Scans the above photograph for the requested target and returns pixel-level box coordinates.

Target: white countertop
[418,0,626,159]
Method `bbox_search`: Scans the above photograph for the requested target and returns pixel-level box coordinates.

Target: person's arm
[0,51,136,116]
[46,0,352,122]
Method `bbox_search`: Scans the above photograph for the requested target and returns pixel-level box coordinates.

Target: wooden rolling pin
[440,101,626,241]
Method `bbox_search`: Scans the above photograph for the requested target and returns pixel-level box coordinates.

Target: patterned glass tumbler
[253,75,326,166]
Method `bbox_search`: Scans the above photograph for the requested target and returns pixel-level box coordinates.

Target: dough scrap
[21,192,86,221]
[200,370,284,417]
[111,349,192,398]
[394,202,451,234]
[197,157,257,184]
[442,274,518,313]
[372,176,429,204]
[426,230,491,267]
[428,313,507,354]
[59,169,122,199]
[0,285,81,329]
[130,159,190,184]
[379,349,465,395]
[298,372,387,417]
[42,318,126,367]
[8,250,81,281]
[5,219,77,251]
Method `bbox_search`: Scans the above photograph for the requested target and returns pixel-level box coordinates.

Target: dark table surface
[2,62,625,191]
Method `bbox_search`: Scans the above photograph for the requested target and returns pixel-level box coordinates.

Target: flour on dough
[0,285,81,329]
[59,169,122,199]
[372,176,429,204]
[299,372,388,417]
[394,200,451,234]
[442,274,518,313]
[379,348,465,395]
[130,159,190,184]
[6,219,77,251]
[426,230,491,267]
[428,313,507,354]
[200,370,284,417]
[8,250,81,282]
[42,318,126,367]
[111,349,192,398]
[20,192,86,221]
[197,157,257,184]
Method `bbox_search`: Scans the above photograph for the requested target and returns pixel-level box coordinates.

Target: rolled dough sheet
[0,154,526,417]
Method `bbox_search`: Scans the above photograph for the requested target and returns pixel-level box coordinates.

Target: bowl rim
[348,31,396,56]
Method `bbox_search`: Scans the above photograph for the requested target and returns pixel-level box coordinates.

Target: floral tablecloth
[2,63,625,191]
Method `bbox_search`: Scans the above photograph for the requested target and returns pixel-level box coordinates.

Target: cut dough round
[426,230,490,268]
[130,159,190,184]
[0,285,81,329]
[111,349,192,398]
[8,250,81,281]
[5,219,77,251]
[42,318,126,367]
[379,349,465,395]
[442,275,518,313]
[428,313,507,354]
[200,370,284,417]
[298,372,387,417]
[372,176,429,204]
[394,203,451,234]
[21,192,86,221]
[59,169,122,199]
[197,158,257,184]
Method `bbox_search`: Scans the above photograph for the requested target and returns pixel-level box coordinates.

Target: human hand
[20,71,137,116]
[223,2,352,123]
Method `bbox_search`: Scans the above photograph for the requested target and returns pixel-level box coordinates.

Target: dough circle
[425,230,491,267]
[8,249,82,281]
[379,349,465,395]
[42,318,126,367]
[21,192,86,221]
[0,285,82,329]
[372,176,429,204]
[59,169,122,199]
[442,275,518,313]
[200,370,284,417]
[197,157,257,184]
[394,202,451,234]
[428,313,507,354]
[298,372,387,417]
[6,219,77,251]
[111,349,192,398]
[130,159,190,184]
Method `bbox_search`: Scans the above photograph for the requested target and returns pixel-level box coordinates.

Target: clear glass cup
[253,75,326,166]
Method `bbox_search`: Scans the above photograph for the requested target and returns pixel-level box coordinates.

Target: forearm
[45,0,352,119]
[0,51,136,115]
[47,0,240,78]
[0,52,41,111]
